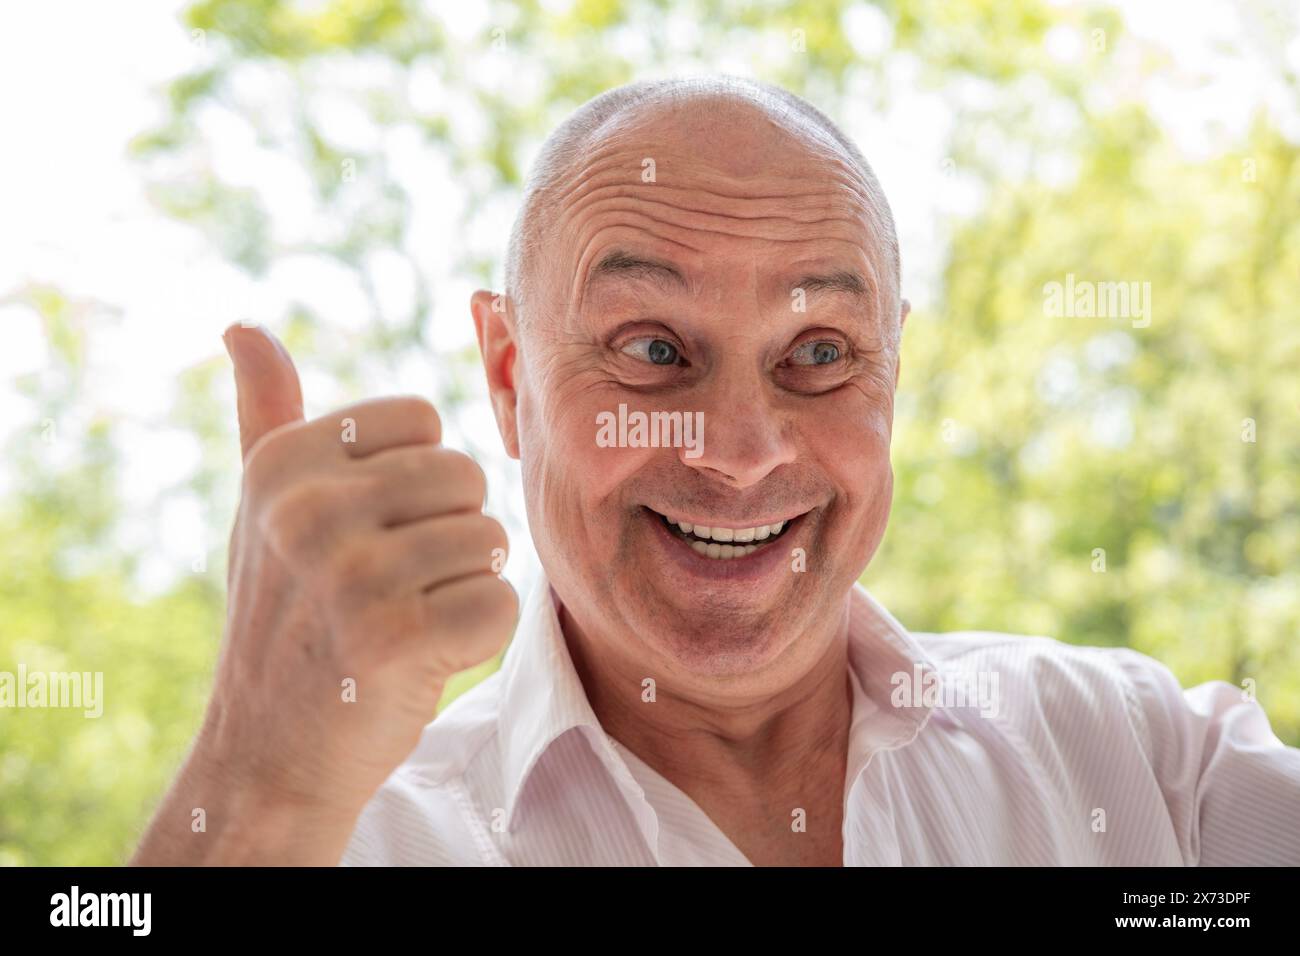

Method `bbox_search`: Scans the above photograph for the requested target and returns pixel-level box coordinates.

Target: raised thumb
[223,324,305,462]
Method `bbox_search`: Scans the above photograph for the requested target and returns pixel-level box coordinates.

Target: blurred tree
[0,288,224,865]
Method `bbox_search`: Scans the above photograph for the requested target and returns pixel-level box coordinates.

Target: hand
[132,325,516,865]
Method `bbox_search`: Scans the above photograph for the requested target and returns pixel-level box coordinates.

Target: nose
[679,384,798,489]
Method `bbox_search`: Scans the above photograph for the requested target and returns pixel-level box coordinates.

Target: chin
[621,595,800,679]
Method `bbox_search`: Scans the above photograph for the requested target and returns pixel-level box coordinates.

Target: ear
[471,289,522,460]
[895,296,911,390]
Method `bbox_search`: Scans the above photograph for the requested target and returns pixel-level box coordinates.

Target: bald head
[504,76,901,333]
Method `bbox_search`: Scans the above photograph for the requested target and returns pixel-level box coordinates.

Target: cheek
[803,392,894,492]
[520,378,654,521]
[801,389,895,571]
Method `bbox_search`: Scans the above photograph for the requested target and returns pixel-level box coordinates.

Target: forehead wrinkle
[554,135,875,220]
[557,173,873,253]
[566,202,869,256]
[546,154,889,322]
[558,183,872,238]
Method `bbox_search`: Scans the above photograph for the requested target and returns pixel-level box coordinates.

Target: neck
[559,598,855,804]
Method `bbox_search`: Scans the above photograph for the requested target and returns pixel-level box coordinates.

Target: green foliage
[877,116,1300,745]
[0,295,223,865]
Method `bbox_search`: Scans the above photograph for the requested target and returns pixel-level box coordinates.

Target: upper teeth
[670,517,785,543]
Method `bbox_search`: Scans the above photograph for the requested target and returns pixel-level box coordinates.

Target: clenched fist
[132,325,516,865]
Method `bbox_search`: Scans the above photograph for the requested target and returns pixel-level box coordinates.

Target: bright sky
[0,0,1294,596]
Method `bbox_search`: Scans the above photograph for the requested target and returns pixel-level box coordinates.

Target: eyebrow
[583,249,870,302]
[584,250,690,295]
[789,270,869,298]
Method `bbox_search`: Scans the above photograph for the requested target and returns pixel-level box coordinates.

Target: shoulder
[907,629,1270,777]
[915,628,1151,693]
[341,671,507,866]
[910,629,1165,755]
[915,631,1253,737]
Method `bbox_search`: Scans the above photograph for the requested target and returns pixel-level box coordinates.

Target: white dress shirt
[341,574,1300,866]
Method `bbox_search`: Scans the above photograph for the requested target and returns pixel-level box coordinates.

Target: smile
[646,507,798,560]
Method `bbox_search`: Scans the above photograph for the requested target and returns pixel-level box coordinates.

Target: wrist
[133,739,364,867]
[198,785,360,866]
[188,738,365,864]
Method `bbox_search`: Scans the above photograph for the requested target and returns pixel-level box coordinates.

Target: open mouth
[645,507,800,560]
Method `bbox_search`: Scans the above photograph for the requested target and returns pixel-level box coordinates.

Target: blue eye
[623,338,681,365]
[790,341,841,366]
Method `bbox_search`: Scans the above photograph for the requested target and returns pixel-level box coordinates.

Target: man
[133,77,1300,866]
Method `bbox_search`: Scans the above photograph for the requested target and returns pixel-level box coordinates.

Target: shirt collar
[497,577,655,835]
[841,583,943,787]
[497,571,941,832]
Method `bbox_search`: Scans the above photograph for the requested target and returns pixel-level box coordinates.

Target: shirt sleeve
[1112,647,1300,865]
